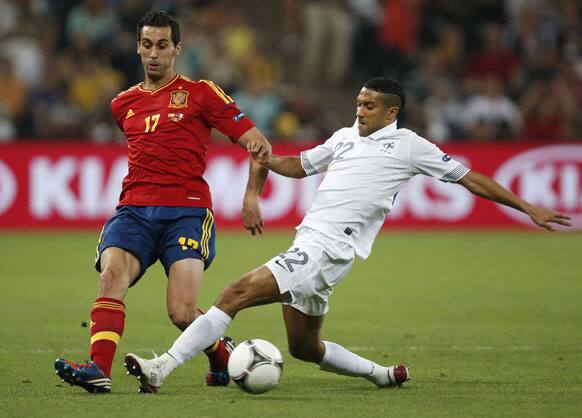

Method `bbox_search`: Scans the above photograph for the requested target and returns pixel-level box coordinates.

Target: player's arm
[257,138,335,179]
[237,128,271,235]
[258,155,307,179]
[241,157,269,235]
[457,170,571,231]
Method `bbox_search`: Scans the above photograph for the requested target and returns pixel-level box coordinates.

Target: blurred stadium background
[0,1,581,416]
[0,0,580,142]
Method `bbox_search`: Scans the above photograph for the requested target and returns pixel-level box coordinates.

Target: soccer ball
[227,339,283,394]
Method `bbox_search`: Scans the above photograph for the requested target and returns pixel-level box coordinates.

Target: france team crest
[169,90,189,108]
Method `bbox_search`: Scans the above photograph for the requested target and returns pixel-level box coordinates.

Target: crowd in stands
[0,0,580,143]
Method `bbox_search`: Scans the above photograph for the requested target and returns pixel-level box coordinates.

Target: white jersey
[299,120,469,259]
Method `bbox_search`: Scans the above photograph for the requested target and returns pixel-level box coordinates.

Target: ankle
[366,364,389,386]
[159,352,179,374]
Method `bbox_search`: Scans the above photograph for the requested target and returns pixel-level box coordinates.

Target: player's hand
[251,151,272,167]
[242,196,264,235]
[247,137,272,165]
[237,128,272,164]
[527,206,572,231]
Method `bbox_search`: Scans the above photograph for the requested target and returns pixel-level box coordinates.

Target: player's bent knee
[287,343,321,363]
[167,299,198,330]
[99,266,124,288]
[168,311,195,331]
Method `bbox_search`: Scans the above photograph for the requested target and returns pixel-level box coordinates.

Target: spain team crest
[169,90,189,108]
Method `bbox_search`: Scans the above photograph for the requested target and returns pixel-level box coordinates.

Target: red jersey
[110,74,254,208]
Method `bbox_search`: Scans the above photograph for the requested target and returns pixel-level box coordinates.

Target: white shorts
[264,227,355,316]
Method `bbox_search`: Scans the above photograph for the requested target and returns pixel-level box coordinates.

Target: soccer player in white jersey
[124,78,571,393]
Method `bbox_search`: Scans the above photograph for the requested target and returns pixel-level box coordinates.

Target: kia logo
[494,145,582,229]
[0,160,17,216]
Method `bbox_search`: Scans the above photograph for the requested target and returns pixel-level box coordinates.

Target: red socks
[90,297,125,376]
[205,339,230,370]
[198,308,227,369]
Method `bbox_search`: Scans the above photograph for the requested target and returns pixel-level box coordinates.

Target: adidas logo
[126,109,135,119]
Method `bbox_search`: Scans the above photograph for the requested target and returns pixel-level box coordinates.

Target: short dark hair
[363,77,406,112]
[137,10,181,46]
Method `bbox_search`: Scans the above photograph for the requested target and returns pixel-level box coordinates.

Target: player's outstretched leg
[318,341,411,387]
[283,306,411,388]
[204,336,235,386]
[124,267,285,393]
[54,358,111,393]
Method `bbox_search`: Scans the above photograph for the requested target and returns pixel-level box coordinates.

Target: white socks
[319,340,388,386]
[167,306,232,366]
[159,311,390,386]
[154,352,180,382]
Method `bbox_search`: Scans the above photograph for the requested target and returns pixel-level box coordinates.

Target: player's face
[137,26,181,81]
[356,88,398,137]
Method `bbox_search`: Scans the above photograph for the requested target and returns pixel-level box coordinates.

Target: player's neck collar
[139,73,180,94]
[354,120,398,140]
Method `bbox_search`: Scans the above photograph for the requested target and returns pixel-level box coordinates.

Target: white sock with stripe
[167,306,232,366]
[318,340,388,385]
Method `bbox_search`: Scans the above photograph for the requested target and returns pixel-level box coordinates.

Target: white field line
[1,345,580,355]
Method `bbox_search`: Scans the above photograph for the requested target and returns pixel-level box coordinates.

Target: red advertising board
[0,141,580,231]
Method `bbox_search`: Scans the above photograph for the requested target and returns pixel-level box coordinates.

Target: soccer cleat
[124,352,171,394]
[205,336,235,386]
[385,364,411,387]
[54,358,111,393]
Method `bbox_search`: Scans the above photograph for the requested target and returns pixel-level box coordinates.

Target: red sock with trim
[90,297,125,377]
[198,308,229,370]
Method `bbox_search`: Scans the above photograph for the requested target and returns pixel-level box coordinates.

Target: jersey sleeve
[110,98,124,130]
[409,134,470,182]
[300,134,338,175]
[199,80,254,142]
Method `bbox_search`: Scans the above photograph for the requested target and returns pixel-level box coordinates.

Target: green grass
[0,230,581,417]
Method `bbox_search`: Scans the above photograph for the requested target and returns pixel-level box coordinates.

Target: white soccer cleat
[124,353,169,394]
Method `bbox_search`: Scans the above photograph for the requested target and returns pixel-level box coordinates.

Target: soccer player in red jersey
[55,10,272,393]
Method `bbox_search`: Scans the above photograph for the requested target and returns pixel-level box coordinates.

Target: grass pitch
[0,230,580,417]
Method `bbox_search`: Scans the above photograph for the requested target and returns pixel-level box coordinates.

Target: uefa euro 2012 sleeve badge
[169,90,189,108]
